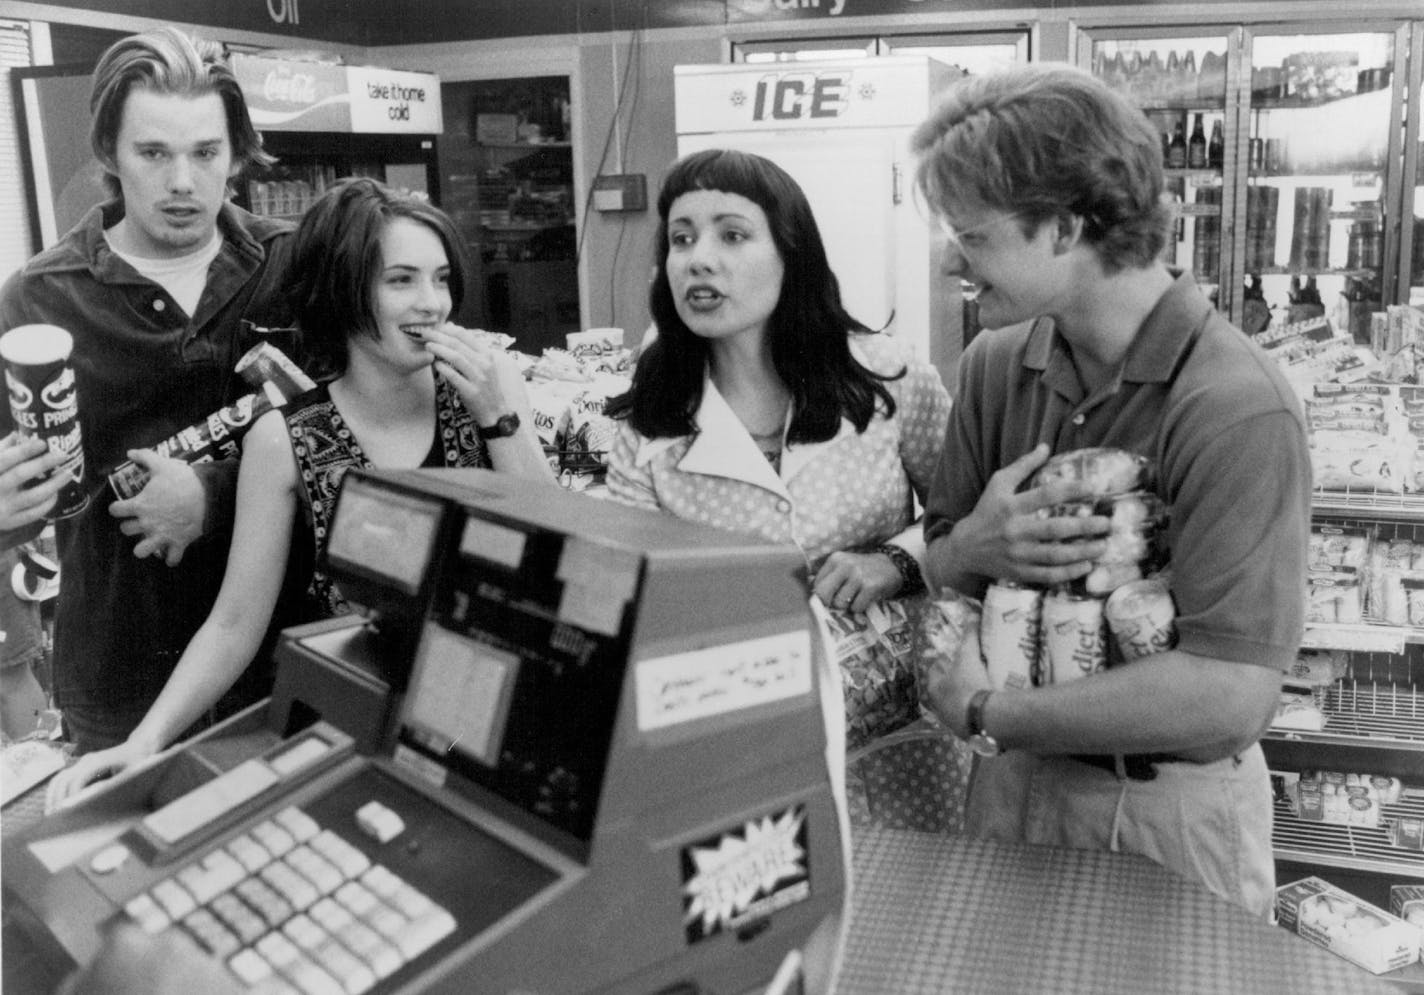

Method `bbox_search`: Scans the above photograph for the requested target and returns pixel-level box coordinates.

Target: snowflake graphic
[858,82,876,101]
[731,89,747,107]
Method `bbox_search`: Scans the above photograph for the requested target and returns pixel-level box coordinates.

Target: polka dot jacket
[605,333,951,575]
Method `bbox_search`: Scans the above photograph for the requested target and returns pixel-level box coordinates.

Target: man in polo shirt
[912,65,1308,917]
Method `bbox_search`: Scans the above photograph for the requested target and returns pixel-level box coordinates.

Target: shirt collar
[1023,268,1208,391]
[635,373,790,496]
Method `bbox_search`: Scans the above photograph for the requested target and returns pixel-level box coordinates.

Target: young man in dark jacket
[0,27,298,753]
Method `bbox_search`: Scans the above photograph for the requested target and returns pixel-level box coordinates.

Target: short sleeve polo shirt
[925,270,1309,671]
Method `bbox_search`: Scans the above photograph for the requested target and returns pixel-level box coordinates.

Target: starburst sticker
[681,805,810,943]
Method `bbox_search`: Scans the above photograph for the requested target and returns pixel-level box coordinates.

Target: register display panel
[389,498,639,851]
[324,475,444,595]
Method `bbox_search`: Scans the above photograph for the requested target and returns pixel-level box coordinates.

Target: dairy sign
[674,60,937,134]
[232,54,441,134]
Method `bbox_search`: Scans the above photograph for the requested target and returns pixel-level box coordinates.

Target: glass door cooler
[1082,30,1236,316]
[1080,21,1421,332]
[1240,26,1405,341]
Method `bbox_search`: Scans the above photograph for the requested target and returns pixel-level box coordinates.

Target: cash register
[3,468,849,995]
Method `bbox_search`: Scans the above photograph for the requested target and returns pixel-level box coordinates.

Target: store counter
[3,785,1410,995]
[836,825,1403,995]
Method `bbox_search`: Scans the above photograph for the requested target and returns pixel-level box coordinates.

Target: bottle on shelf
[1242,274,1271,336]
[1143,50,1164,102]
[1187,113,1207,169]
[1167,116,1188,169]
[1181,50,1198,101]
[1207,121,1224,171]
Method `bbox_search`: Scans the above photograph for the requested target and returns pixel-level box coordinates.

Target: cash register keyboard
[120,803,456,994]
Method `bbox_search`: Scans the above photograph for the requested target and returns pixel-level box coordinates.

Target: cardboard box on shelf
[476,113,519,144]
[1390,885,1424,964]
[1276,877,1420,974]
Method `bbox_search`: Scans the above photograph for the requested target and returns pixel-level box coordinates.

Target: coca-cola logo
[263,68,317,105]
[40,367,75,410]
[5,371,32,411]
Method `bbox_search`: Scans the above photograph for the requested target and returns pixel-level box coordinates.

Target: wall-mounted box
[592,174,647,212]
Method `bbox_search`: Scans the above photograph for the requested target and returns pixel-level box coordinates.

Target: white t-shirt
[105,230,223,319]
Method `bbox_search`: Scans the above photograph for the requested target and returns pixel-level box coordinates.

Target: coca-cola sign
[262,66,318,105]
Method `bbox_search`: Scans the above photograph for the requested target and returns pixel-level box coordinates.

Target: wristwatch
[476,412,521,440]
[966,689,1003,757]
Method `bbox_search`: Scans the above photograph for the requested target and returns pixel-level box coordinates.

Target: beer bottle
[1188,113,1207,169]
[1167,117,1188,168]
[1207,121,1224,170]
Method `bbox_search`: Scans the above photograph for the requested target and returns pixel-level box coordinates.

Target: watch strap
[967,689,993,738]
[476,412,520,440]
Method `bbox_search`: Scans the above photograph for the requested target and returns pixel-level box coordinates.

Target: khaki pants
[965,745,1275,918]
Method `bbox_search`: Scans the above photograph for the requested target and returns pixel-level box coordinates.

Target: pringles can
[0,324,87,519]
[1039,589,1107,684]
[981,581,1042,690]
[1105,577,1178,661]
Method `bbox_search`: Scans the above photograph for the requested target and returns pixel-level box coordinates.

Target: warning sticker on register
[634,630,812,731]
[681,804,810,944]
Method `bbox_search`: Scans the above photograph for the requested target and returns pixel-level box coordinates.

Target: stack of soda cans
[979,447,1177,689]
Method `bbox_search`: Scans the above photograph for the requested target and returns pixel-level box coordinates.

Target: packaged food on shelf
[1285,769,1403,828]
[1272,691,1327,732]
[1388,885,1424,965]
[1276,877,1420,975]
[1308,525,1371,572]
[1284,649,1349,690]
[1388,819,1424,854]
[1306,570,1363,624]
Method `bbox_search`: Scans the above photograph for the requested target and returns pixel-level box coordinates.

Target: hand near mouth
[422,322,525,425]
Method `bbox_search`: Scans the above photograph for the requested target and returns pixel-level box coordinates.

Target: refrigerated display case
[437,76,577,353]
[1084,31,1236,315]
[1081,22,1420,330]
[1085,23,1424,980]
[229,53,442,223]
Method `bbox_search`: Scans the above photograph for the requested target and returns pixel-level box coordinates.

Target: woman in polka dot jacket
[605,148,951,614]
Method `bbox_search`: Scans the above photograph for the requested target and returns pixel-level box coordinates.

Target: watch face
[479,413,521,440]
[968,733,1001,758]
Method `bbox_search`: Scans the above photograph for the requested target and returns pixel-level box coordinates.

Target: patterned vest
[283,375,491,616]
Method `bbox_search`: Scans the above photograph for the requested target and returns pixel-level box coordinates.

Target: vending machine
[674,56,961,381]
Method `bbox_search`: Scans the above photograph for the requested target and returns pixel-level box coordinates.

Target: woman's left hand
[813,550,902,614]
[422,324,526,425]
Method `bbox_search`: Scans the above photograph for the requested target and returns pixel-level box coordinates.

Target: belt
[1070,753,1187,781]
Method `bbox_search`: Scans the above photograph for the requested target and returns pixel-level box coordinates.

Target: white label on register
[634,630,812,731]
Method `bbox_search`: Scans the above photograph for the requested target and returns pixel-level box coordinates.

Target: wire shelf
[1313,489,1424,522]
[1272,792,1424,879]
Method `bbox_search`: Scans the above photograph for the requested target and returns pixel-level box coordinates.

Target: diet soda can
[1039,589,1107,684]
[0,324,87,520]
[1104,577,1178,661]
[982,581,1042,690]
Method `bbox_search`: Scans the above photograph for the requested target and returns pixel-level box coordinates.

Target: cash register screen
[324,474,443,595]
[401,634,517,768]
